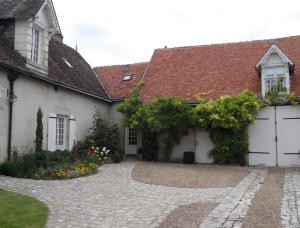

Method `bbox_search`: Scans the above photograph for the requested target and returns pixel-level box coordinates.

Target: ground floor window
[128,128,137,145]
[56,115,68,150]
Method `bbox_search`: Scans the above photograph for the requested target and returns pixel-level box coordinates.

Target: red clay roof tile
[94,62,148,99]
[140,35,300,102]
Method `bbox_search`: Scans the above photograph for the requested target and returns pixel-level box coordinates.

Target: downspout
[7,71,18,161]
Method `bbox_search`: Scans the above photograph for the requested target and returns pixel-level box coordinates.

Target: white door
[125,128,138,155]
[248,107,277,166]
[195,129,214,163]
[277,106,300,167]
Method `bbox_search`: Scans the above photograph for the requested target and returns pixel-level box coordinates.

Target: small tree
[35,107,43,153]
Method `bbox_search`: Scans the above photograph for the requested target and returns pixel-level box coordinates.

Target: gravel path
[132,162,250,188]
[159,202,217,228]
[242,168,285,228]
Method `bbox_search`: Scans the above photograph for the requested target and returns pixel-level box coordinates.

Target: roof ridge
[155,34,300,52]
[94,61,149,69]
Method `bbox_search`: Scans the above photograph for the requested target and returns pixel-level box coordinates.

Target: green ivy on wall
[194,91,264,165]
[118,84,265,165]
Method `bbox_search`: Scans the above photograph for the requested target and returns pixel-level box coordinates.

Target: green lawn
[0,189,48,228]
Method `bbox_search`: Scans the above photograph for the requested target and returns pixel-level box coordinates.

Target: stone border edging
[200,168,266,228]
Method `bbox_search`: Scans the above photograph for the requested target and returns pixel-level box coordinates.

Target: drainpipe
[7,71,18,161]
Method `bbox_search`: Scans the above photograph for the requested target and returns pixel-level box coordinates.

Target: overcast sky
[52,0,300,67]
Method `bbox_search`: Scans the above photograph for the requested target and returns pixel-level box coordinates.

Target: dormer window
[256,44,294,97]
[123,73,132,81]
[264,67,287,94]
[31,27,40,63]
[62,58,73,68]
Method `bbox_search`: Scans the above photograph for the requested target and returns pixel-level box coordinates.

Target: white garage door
[277,106,300,167]
[249,106,300,167]
[249,107,277,166]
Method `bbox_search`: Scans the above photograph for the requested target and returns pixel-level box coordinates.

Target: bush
[86,114,123,163]
[0,161,15,176]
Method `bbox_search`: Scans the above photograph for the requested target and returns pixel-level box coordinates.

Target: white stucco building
[1,0,300,167]
[0,0,113,162]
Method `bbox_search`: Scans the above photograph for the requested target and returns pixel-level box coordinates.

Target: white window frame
[128,128,138,145]
[31,27,40,63]
[262,65,290,96]
[55,115,69,151]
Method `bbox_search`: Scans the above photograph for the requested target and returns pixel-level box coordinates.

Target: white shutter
[68,115,77,151]
[48,113,57,151]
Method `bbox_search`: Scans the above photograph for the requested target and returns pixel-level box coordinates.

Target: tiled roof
[94,62,149,99]
[0,37,26,69]
[0,37,109,100]
[140,36,300,102]
[0,0,46,19]
[48,39,110,99]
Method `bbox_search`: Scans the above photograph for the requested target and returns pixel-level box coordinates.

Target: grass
[0,189,48,228]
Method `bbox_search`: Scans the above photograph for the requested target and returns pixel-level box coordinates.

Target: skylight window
[123,73,132,81]
[62,58,73,68]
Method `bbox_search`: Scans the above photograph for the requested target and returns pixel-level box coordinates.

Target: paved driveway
[0,162,298,228]
[0,162,231,228]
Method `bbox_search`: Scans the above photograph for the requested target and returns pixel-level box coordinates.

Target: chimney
[51,32,64,43]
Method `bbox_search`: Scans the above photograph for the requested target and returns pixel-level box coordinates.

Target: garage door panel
[248,107,276,166]
[277,106,300,167]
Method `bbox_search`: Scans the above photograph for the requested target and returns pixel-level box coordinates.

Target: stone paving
[281,168,300,228]
[0,162,295,228]
[200,168,266,228]
[0,162,232,228]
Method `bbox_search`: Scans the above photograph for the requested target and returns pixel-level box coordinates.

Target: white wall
[170,129,196,161]
[0,70,9,162]
[11,76,110,153]
[14,1,53,75]
[158,129,213,163]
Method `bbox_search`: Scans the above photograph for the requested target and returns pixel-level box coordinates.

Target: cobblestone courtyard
[0,161,299,228]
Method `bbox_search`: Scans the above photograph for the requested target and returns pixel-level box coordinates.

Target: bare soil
[242,168,285,228]
[132,162,250,188]
[159,202,217,228]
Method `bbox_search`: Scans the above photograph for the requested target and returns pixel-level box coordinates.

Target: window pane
[128,128,137,145]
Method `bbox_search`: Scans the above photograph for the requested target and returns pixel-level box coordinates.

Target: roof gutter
[0,61,112,103]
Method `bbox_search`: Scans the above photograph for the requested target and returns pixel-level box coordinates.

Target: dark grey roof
[0,0,46,19]
[0,37,26,68]
[48,39,110,99]
[0,37,110,101]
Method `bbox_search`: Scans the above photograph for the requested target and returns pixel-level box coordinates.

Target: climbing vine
[118,82,194,161]
[118,85,264,165]
[194,91,264,165]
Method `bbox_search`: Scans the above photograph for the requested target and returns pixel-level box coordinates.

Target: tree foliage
[194,91,264,165]
[118,82,194,161]
[118,86,264,165]
[35,107,43,153]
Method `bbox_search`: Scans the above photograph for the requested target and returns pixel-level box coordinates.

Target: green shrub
[35,107,43,153]
[0,161,15,176]
[86,114,123,163]
[14,153,37,178]
[194,91,264,165]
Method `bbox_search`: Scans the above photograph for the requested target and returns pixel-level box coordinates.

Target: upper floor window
[31,27,40,63]
[264,67,288,95]
[256,44,294,97]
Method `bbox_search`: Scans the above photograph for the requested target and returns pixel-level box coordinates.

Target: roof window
[62,58,73,68]
[123,73,132,81]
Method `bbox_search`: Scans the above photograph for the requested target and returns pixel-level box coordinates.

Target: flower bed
[0,145,110,180]
[47,163,98,179]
